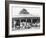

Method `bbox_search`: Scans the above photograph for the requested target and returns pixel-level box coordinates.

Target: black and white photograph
[5,1,45,37]
[12,9,40,31]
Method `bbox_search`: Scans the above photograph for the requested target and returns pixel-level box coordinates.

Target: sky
[9,4,43,17]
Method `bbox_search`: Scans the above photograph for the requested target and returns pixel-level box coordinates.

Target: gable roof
[20,9,29,14]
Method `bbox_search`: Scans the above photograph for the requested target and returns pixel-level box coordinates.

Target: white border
[9,4,43,35]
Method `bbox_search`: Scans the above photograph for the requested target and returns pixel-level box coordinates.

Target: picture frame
[5,1,45,37]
